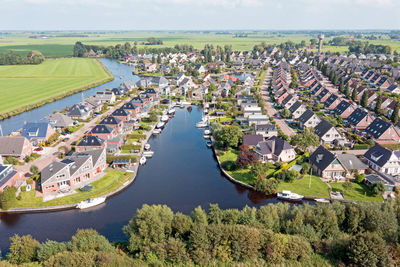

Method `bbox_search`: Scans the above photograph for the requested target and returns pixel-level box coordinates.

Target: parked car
[34,147,43,152]
[63,137,70,142]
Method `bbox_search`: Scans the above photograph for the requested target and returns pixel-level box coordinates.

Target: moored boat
[77,197,106,209]
[203,135,211,139]
[277,190,303,201]
[315,198,330,203]
[143,151,154,158]
[204,129,211,135]
[161,115,169,122]
[168,108,175,115]
[144,144,151,150]
[156,122,165,128]
[206,141,212,148]
[139,156,147,165]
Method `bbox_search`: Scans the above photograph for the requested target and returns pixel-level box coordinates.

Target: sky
[0,0,399,30]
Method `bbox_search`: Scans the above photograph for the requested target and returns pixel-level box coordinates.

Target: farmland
[0,58,112,117]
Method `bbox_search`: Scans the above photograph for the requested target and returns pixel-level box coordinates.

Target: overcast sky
[0,0,398,30]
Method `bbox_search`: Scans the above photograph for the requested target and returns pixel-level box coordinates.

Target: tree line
[1,201,400,266]
[0,50,45,65]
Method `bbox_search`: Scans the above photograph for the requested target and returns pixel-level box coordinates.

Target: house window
[75,177,81,183]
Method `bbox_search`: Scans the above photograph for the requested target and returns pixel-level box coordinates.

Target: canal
[0,107,277,251]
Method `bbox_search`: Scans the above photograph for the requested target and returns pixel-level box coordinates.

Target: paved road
[16,97,133,173]
[260,67,296,137]
[331,149,367,156]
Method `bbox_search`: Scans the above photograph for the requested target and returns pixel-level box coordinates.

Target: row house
[99,116,124,134]
[324,94,341,110]
[365,118,400,144]
[75,136,106,152]
[298,109,321,129]
[333,100,356,119]
[346,108,374,131]
[289,101,306,119]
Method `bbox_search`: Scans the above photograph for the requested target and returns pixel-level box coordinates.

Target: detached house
[21,122,55,146]
[298,110,321,129]
[346,108,374,130]
[315,120,344,145]
[0,136,33,160]
[364,118,400,144]
[67,104,92,120]
[364,144,400,176]
[254,136,296,163]
[0,164,23,192]
[99,116,124,133]
[45,113,74,129]
[88,125,116,141]
[324,94,341,110]
[255,124,278,139]
[288,101,306,119]
[95,91,116,104]
[112,108,131,122]
[333,100,355,119]
[75,136,106,152]
[281,94,297,109]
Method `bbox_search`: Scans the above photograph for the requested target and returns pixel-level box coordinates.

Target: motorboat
[196,120,208,128]
[143,151,154,158]
[144,144,151,150]
[152,129,161,135]
[315,198,330,203]
[139,156,147,165]
[77,197,106,209]
[204,129,211,135]
[204,109,209,114]
[206,141,212,148]
[277,191,304,201]
[203,135,211,139]
[181,101,191,106]
[161,115,169,122]
[156,122,165,128]
[168,108,175,115]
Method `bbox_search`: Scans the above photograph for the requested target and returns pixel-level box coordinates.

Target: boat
[156,122,165,128]
[139,156,147,165]
[143,151,154,157]
[204,108,209,114]
[203,135,211,139]
[206,141,212,148]
[77,197,106,209]
[168,108,175,115]
[161,115,169,122]
[277,190,304,201]
[144,144,151,150]
[315,198,330,203]
[152,129,161,135]
[204,129,211,135]
[196,120,208,128]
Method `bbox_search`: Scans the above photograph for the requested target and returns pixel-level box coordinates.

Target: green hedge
[121,144,142,151]
[354,144,369,150]
[106,154,138,164]
[127,133,147,140]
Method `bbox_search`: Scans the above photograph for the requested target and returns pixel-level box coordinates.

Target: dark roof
[316,89,329,100]
[309,145,336,172]
[364,144,392,167]
[315,120,334,137]
[89,125,114,134]
[99,116,121,125]
[21,122,52,140]
[257,136,292,156]
[112,108,129,117]
[337,154,367,171]
[281,94,294,106]
[289,101,302,113]
[76,136,104,147]
[324,94,338,106]
[122,102,139,110]
[347,108,368,126]
[333,100,351,115]
[243,134,264,146]
[255,124,277,131]
[298,109,316,124]
[387,84,398,92]
[365,118,391,139]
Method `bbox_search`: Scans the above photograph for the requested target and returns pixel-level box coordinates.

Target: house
[364,144,400,176]
[99,116,124,133]
[194,64,207,73]
[112,108,131,122]
[298,110,321,129]
[346,108,374,130]
[254,136,296,163]
[75,136,106,152]
[324,94,341,110]
[84,97,102,113]
[333,100,355,119]
[0,136,33,160]
[309,146,346,180]
[40,148,107,195]
[21,122,56,146]
[243,106,262,118]
[0,164,23,192]
[150,76,169,88]
[120,80,138,91]
[314,120,344,145]
[336,154,367,176]
[364,118,400,143]
[122,102,140,116]
[281,94,297,109]
[143,63,157,72]
[248,115,269,126]
[88,124,116,141]
[386,84,400,94]
[255,124,278,139]
[242,134,264,147]
[45,113,74,129]
[364,174,395,192]
[288,101,306,119]
[95,91,116,104]
[67,104,92,120]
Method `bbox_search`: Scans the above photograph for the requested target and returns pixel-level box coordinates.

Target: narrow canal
[0,107,277,251]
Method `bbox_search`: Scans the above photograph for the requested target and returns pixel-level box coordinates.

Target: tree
[301,162,310,175]
[37,240,67,262]
[191,206,208,225]
[375,94,382,114]
[236,145,258,169]
[250,162,269,178]
[214,125,243,149]
[345,83,350,99]
[281,108,291,119]
[0,186,17,210]
[391,103,399,124]
[69,229,114,253]
[355,173,365,184]
[351,86,358,101]
[290,128,319,152]
[7,234,40,264]
[346,232,390,267]
[361,91,368,108]
[339,80,344,93]
[30,165,39,174]
[372,182,385,196]
[254,178,278,194]
[73,42,87,57]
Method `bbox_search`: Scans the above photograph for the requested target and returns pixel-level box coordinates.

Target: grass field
[278,176,330,198]
[330,182,383,202]
[9,170,131,208]
[0,57,112,116]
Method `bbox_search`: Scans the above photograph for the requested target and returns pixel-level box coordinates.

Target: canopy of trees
[0,50,45,65]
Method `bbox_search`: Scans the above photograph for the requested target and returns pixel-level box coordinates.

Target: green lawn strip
[11,170,131,208]
[330,182,383,202]
[278,176,330,198]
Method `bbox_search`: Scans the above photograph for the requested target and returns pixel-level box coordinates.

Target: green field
[0,57,112,116]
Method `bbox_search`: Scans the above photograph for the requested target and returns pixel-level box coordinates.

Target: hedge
[353,144,369,150]
[121,144,142,151]
[106,154,138,164]
[126,133,147,140]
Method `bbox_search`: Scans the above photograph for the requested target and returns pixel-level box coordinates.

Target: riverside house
[75,136,106,152]
[0,136,33,160]
[364,118,400,144]
[254,136,296,163]
[0,164,23,192]
[40,148,107,196]
[21,122,55,146]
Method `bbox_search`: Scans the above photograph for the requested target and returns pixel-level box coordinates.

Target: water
[0,59,140,136]
[0,107,276,251]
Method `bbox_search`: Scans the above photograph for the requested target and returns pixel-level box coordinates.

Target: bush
[106,155,138,164]
[0,187,17,209]
[254,178,279,194]
[355,173,365,184]
[353,143,369,150]
[222,161,237,171]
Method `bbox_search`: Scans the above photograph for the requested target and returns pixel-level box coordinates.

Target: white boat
[143,151,154,157]
[196,121,207,128]
[204,109,209,114]
[204,129,211,135]
[181,101,191,106]
[152,129,161,135]
[206,141,212,148]
[168,108,175,115]
[144,144,151,150]
[315,198,330,203]
[277,190,304,201]
[203,135,211,139]
[139,156,147,165]
[156,122,165,128]
[161,115,169,122]
[77,197,106,209]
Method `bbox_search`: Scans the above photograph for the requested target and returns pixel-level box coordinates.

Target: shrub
[355,173,365,184]
[254,178,279,194]
[222,161,237,171]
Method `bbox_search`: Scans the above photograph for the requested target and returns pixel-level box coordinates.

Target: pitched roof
[99,116,121,125]
[324,94,338,106]
[364,144,392,167]
[333,100,351,115]
[365,118,391,139]
[298,109,316,124]
[337,154,367,171]
[89,124,114,134]
[21,122,52,140]
[347,108,368,126]
[112,108,130,117]
[45,113,73,128]
[315,120,334,137]
[76,136,105,147]
[257,136,293,156]
[309,145,336,172]
[0,136,28,156]
[255,124,277,131]
[243,134,264,146]
[289,101,302,113]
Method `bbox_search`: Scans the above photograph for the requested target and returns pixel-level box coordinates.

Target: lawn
[330,182,383,202]
[0,57,113,116]
[9,169,132,208]
[278,176,331,198]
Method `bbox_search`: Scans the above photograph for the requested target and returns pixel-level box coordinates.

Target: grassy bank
[0,58,113,120]
[330,182,383,202]
[8,170,131,209]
